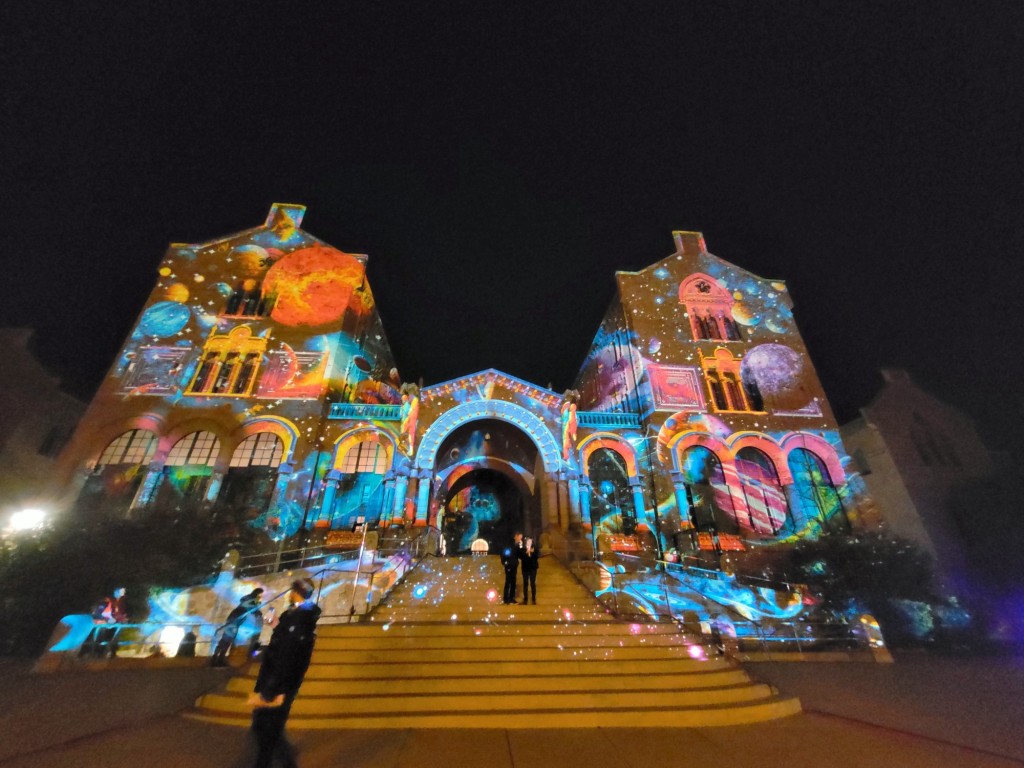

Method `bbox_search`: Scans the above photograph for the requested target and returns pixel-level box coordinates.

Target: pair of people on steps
[501,532,539,604]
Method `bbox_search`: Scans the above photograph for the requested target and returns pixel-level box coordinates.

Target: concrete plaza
[1,653,1022,768]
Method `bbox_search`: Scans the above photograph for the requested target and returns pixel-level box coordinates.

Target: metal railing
[58,527,442,662]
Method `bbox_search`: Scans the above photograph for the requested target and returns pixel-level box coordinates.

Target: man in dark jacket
[501,532,524,604]
[247,578,320,768]
[521,537,539,605]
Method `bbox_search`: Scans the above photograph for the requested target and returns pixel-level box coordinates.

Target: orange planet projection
[263,244,371,329]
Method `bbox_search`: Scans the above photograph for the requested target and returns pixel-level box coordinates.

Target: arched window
[681,446,738,535]
[320,439,389,530]
[230,432,284,468]
[157,431,221,512]
[787,448,849,533]
[186,327,267,397]
[735,447,790,536]
[679,274,740,342]
[586,447,634,535]
[743,374,764,412]
[76,429,158,519]
[97,429,158,467]
[215,433,284,524]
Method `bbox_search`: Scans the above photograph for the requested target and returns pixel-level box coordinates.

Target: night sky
[3,3,1022,449]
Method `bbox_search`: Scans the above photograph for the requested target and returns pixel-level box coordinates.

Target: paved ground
[1,654,1022,768]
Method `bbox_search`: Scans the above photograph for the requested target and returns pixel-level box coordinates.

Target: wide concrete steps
[190,555,800,728]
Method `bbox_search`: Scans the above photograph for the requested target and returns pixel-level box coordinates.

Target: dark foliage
[0,506,260,656]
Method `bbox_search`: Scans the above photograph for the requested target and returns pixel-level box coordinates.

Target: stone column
[670,472,692,528]
[578,478,592,531]
[130,462,165,511]
[379,473,396,526]
[415,471,431,526]
[629,477,649,531]
[567,475,582,528]
[391,473,409,524]
[319,470,342,526]
[544,476,559,530]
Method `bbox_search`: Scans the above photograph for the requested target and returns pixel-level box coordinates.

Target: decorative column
[379,473,396,526]
[544,476,559,530]
[391,473,409,524]
[318,470,342,526]
[782,484,809,532]
[567,475,582,528]
[130,462,165,511]
[670,471,693,526]
[629,477,650,531]
[556,475,570,531]
[415,471,431,526]
[578,478,592,531]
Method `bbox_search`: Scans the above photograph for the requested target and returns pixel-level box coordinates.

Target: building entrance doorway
[430,418,543,554]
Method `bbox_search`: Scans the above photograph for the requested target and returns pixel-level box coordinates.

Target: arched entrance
[429,419,543,554]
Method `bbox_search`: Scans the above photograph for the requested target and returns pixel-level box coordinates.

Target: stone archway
[413,401,562,535]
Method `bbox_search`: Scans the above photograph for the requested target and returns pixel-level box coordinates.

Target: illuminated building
[56,205,873,563]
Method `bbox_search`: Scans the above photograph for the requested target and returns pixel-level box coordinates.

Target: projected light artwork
[57,207,874,603]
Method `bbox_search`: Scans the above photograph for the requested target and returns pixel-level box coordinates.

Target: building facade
[56,205,872,562]
[841,369,996,595]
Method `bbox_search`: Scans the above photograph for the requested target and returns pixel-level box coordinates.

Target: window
[97,429,158,466]
[681,446,739,535]
[586,447,634,534]
[700,348,763,412]
[166,431,220,466]
[224,280,274,318]
[230,433,284,468]
[679,274,743,342]
[339,440,387,474]
[788,448,849,533]
[186,326,267,397]
[735,447,790,535]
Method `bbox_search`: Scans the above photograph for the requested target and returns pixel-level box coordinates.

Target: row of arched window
[582,442,848,542]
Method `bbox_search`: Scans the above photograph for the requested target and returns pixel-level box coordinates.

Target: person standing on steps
[501,539,519,604]
[243,578,321,768]
[521,536,539,605]
[212,588,264,667]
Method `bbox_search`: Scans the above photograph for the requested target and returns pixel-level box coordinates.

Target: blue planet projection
[137,301,190,338]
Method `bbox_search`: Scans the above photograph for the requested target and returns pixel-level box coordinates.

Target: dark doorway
[441,468,531,554]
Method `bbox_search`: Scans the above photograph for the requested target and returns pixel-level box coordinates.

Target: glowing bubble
[563,610,574,621]
[158,266,172,277]
[648,338,662,355]
[731,302,762,326]
[164,283,189,303]
[413,585,428,599]
[137,301,190,338]
[653,267,670,280]
[688,644,706,660]
[231,244,271,276]
[450,614,458,621]
[486,589,498,602]
[630,623,642,635]
[382,624,390,631]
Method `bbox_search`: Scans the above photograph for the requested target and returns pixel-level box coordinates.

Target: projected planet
[164,283,189,303]
[263,245,368,330]
[137,301,190,338]
[731,302,762,326]
[741,343,812,411]
[231,244,270,276]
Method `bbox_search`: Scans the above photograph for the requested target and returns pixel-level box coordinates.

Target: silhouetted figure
[521,537,539,605]
[212,589,264,667]
[245,578,320,768]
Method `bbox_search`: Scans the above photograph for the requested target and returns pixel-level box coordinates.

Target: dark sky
[3,3,1022,449]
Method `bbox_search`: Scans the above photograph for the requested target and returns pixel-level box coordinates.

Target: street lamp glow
[10,508,47,532]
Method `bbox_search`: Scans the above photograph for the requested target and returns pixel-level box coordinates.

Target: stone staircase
[190,555,800,728]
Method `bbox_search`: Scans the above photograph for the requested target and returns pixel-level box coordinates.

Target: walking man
[246,578,320,768]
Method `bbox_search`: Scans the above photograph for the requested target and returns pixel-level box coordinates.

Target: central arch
[415,400,561,474]
[413,400,561,544]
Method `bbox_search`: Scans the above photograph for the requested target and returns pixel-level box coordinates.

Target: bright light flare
[687,644,706,660]
[160,625,185,657]
[10,508,46,532]
[485,589,498,602]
